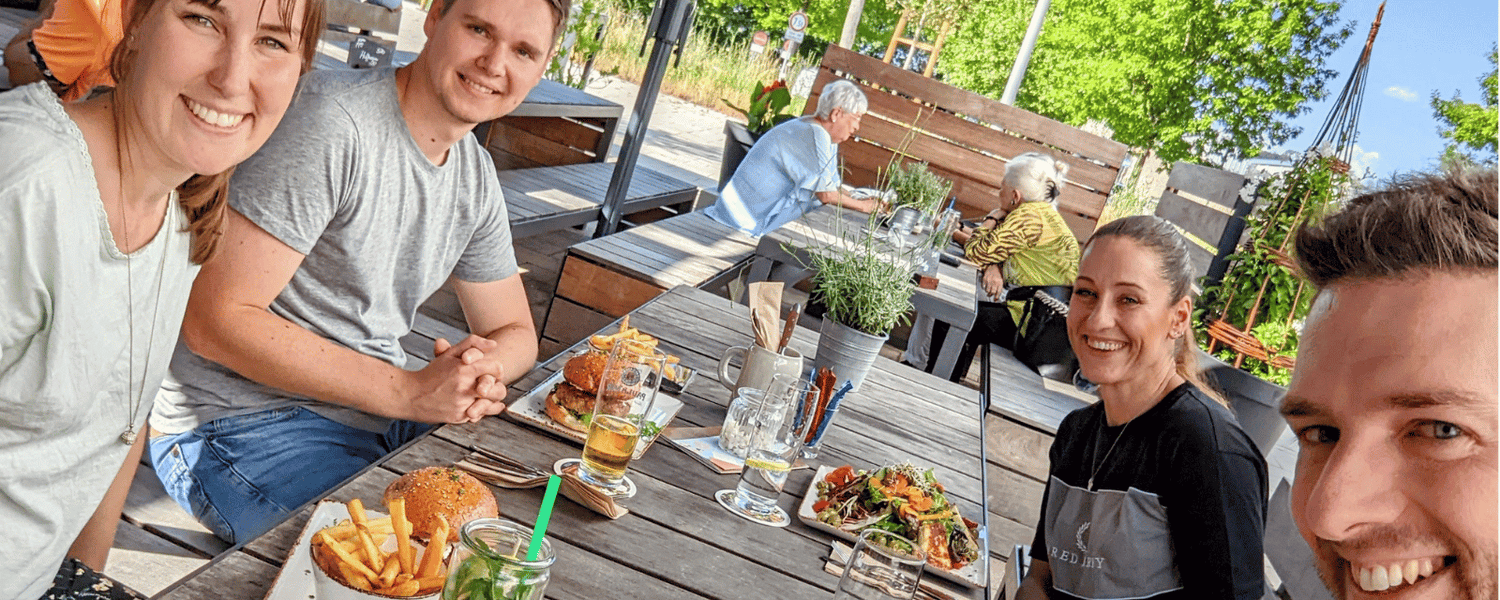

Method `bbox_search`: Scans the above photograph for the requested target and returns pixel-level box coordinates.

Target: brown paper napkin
[553,459,629,520]
[749,281,784,350]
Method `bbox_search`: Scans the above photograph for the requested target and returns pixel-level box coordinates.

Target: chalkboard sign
[347,36,395,69]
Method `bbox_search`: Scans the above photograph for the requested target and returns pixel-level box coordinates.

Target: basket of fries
[309,498,449,599]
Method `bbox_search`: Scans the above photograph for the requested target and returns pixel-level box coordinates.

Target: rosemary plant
[883,161,952,216]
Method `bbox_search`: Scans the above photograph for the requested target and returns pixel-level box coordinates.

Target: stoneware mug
[718,345,802,395]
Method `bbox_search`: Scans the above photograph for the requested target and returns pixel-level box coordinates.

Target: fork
[456,449,551,489]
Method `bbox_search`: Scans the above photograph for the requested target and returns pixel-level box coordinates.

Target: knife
[775,303,801,354]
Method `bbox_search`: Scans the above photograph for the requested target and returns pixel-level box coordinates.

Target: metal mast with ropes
[1202,2,1385,376]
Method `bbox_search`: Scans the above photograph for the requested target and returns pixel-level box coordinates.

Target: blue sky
[1275,0,1498,179]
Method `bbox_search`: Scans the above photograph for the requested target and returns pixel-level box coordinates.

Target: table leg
[931,321,970,380]
[746,256,774,284]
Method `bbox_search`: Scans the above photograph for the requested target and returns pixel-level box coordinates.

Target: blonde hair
[107,0,326,264]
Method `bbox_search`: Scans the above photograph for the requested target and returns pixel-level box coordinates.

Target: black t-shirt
[1029,382,1268,600]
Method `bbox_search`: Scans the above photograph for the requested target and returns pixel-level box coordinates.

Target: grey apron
[1042,476,1183,599]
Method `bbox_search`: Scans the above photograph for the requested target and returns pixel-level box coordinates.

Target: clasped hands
[405,335,510,424]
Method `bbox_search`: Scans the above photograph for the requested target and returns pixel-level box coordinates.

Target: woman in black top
[1016,215,1268,600]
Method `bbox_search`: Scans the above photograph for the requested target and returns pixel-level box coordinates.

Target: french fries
[313,499,446,597]
[588,317,684,379]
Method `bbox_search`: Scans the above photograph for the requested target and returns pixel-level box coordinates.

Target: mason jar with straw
[443,477,562,600]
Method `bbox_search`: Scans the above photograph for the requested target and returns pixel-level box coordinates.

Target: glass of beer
[577,340,666,497]
[715,374,816,526]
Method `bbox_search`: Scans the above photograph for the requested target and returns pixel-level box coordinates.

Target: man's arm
[180,208,506,424]
[447,273,539,420]
[815,189,886,214]
[1015,559,1055,600]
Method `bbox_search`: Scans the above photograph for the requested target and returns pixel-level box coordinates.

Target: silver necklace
[118,186,169,445]
[1087,418,1132,490]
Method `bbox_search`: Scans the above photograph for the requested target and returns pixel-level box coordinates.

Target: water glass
[832,530,927,599]
[443,519,553,600]
[719,387,772,459]
[578,341,666,496]
[718,374,816,525]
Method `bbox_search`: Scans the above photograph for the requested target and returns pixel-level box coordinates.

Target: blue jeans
[150,407,431,544]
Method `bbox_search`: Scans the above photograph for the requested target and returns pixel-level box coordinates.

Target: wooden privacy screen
[1152,161,1250,290]
[804,46,1130,241]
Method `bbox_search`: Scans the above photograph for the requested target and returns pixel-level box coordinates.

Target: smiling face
[1284,272,1497,600]
[416,0,555,128]
[125,0,307,177]
[1067,236,1191,394]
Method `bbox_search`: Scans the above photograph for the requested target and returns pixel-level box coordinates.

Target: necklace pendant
[120,428,138,445]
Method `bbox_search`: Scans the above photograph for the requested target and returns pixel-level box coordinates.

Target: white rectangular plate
[798,465,989,589]
[506,368,683,460]
[263,500,356,600]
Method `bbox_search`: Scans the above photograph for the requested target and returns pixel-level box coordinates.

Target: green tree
[688,0,903,50]
[940,0,1352,164]
[1431,46,1499,165]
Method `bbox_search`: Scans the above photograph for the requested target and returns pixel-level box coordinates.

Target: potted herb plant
[720,80,796,187]
[804,215,924,392]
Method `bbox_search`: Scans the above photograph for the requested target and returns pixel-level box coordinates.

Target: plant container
[813,318,889,393]
[720,120,759,189]
[1196,349,1288,458]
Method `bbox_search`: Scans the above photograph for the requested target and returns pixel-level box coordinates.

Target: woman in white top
[0,0,323,595]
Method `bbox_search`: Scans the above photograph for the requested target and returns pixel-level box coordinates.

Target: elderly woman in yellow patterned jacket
[908,152,1079,381]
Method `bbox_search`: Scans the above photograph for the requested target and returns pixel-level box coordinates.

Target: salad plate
[797,464,988,589]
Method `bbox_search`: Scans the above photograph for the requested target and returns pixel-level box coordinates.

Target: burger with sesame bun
[383,466,499,543]
[545,348,613,432]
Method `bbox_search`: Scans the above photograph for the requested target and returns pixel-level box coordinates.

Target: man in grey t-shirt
[148,0,571,544]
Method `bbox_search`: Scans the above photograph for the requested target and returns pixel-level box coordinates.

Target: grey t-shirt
[152,68,519,434]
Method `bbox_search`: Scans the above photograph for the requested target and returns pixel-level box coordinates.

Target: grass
[588,7,815,118]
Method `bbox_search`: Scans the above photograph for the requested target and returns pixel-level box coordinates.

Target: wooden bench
[1152,160,1250,290]
[539,211,758,351]
[807,46,1131,242]
[499,161,702,239]
[479,79,624,170]
[321,0,400,46]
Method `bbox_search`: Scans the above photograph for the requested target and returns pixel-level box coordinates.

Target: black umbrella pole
[594,37,675,239]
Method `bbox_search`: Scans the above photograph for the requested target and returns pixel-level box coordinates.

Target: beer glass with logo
[577,340,666,496]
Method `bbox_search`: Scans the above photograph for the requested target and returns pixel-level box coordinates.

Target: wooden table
[500,161,698,240]
[155,286,1011,599]
[744,205,980,380]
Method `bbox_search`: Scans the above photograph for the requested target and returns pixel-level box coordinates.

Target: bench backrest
[1152,161,1249,289]
[803,46,1130,242]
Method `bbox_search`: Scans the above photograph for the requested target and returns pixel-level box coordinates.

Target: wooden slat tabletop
[155,286,1018,599]
[569,212,759,289]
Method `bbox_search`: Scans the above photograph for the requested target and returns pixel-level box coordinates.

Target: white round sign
[788,11,807,32]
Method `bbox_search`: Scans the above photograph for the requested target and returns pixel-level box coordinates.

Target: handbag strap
[1031,289,1069,316]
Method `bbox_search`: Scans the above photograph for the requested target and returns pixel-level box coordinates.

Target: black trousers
[928,301,1016,382]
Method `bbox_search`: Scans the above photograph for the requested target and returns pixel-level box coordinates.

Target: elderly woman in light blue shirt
[706,79,885,236]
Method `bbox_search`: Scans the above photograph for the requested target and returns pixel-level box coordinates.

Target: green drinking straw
[527,475,562,561]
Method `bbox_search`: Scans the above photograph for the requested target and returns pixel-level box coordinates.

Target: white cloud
[1384,86,1418,102]
[1350,144,1380,180]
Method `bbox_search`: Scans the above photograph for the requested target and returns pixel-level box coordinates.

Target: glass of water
[715,374,815,527]
[832,529,927,600]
